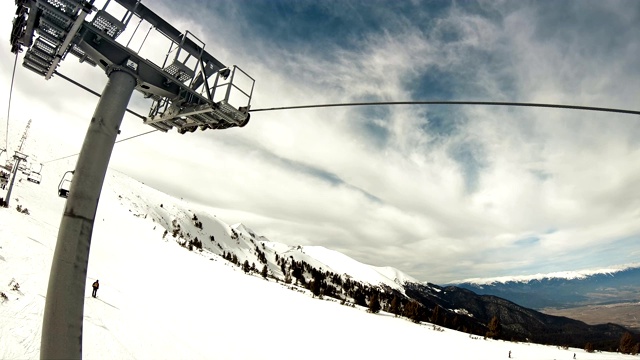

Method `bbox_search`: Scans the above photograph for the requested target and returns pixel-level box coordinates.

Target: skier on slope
[92,280,99,298]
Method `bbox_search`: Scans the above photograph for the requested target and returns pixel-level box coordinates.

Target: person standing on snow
[92,280,99,298]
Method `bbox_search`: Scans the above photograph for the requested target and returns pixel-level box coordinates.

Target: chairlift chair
[27,163,42,184]
[58,170,74,198]
[0,171,8,189]
[27,172,42,184]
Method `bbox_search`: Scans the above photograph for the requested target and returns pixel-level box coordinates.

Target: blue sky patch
[514,236,540,247]
[448,140,486,193]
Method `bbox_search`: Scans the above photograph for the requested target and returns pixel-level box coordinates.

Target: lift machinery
[11,0,254,133]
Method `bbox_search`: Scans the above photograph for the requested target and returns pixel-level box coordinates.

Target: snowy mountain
[105,169,417,295]
[450,266,640,309]
[1,165,637,359]
[452,265,640,285]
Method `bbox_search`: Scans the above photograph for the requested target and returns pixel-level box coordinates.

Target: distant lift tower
[4,151,28,208]
[10,1,254,359]
[17,119,31,152]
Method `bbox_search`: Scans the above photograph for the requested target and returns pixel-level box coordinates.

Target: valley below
[541,302,640,332]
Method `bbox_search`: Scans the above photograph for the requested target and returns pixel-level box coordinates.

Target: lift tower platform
[12,0,254,133]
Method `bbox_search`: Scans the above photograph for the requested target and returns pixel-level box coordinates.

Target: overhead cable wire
[36,71,159,164]
[56,66,640,118]
[37,71,157,163]
[115,129,158,143]
[56,67,640,119]
[5,52,19,152]
[53,71,146,120]
[43,129,159,164]
[42,152,78,164]
[46,64,640,168]
[250,101,640,116]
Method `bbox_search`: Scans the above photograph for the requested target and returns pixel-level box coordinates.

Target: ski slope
[0,165,634,359]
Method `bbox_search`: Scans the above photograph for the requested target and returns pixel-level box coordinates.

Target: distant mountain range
[406,283,632,349]
[449,266,640,310]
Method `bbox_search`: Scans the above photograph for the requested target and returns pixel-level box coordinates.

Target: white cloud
[1,0,639,283]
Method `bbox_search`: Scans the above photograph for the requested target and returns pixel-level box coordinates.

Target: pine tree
[389,296,399,317]
[584,342,595,353]
[430,305,441,324]
[190,237,202,249]
[486,315,501,339]
[353,288,366,307]
[243,260,250,273]
[310,281,320,297]
[368,292,381,314]
[403,300,421,323]
[261,265,268,279]
[620,332,635,354]
[451,314,460,330]
[292,264,305,285]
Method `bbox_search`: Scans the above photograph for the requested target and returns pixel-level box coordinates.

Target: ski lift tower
[3,150,28,207]
[10,0,254,358]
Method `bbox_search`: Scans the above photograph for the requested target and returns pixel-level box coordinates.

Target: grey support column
[41,69,136,360]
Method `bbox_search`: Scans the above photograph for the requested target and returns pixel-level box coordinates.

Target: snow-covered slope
[105,170,415,293]
[0,167,634,359]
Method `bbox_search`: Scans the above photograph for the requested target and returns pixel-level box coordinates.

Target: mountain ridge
[450,264,640,285]
[451,267,640,310]
[108,169,415,294]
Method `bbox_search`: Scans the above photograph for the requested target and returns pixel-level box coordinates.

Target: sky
[1,0,640,284]
[2,169,634,359]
